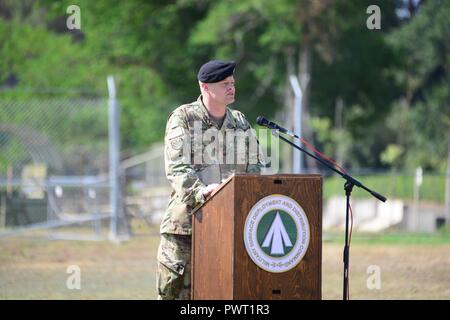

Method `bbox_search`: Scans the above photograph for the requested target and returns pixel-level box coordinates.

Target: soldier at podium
[157,60,265,300]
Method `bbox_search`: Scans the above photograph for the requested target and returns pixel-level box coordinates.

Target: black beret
[197,60,236,83]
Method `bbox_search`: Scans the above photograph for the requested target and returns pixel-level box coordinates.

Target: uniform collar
[196,95,236,129]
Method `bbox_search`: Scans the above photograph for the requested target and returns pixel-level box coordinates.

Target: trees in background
[0,0,448,172]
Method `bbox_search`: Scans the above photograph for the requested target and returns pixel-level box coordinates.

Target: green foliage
[310,116,352,167]
[0,0,448,173]
[324,231,450,245]
[387,0,450,172]
[405,83,450,171]
[324,173,447,204]
[0,19,107,93]
[0,137,29,173]
[380,144,404,167]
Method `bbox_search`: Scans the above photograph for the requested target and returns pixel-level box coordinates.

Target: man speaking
[157,60,264,299]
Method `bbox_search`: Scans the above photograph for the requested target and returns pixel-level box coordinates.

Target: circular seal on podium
[244,194,310,273]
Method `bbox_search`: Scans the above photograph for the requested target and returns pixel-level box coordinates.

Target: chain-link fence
[0,93,129,240]
[0,97,110,176]
[1,92,448,237]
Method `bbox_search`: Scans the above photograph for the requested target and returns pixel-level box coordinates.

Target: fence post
[445,131,450,227]
[413,167,422,231]
[289,75,303,174]
[107,76,121,241]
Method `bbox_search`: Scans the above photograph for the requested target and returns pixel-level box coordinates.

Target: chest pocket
[223,129,249,173]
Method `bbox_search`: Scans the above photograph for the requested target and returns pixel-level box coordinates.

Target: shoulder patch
[167,127,184,140]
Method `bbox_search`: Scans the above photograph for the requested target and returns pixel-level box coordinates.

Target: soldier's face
[207,76,235,105]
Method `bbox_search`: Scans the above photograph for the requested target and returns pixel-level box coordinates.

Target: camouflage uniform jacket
[161,95,264,235]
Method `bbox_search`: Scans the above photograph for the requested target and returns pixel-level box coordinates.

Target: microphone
[256,116,298,138]
[255,116,269,126]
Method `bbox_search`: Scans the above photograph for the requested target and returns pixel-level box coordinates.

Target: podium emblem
[244,194,310,273]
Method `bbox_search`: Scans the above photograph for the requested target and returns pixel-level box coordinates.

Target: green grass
[324,229,450,245]
[324,174,447,204]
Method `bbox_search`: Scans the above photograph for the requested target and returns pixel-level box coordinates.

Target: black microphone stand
[269,129,386,300]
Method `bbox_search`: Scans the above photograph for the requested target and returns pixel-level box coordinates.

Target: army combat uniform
[157,95,264,300]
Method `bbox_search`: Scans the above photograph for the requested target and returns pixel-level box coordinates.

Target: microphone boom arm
[261,116,387,301]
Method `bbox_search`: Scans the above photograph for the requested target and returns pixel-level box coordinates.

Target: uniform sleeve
[164,112,206,207]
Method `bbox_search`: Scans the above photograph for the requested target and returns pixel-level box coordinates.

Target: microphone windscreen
[256,116,267,126]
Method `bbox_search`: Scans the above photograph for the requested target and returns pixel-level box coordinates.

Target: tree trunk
[335,97,345,166]
[298,42,318,172]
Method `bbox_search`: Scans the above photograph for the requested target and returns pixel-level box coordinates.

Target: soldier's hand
[201,183,220,197]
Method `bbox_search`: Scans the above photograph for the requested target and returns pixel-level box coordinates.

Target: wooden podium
[191,174,322,300]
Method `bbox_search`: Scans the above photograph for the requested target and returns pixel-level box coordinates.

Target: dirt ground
[1,223,449,300]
